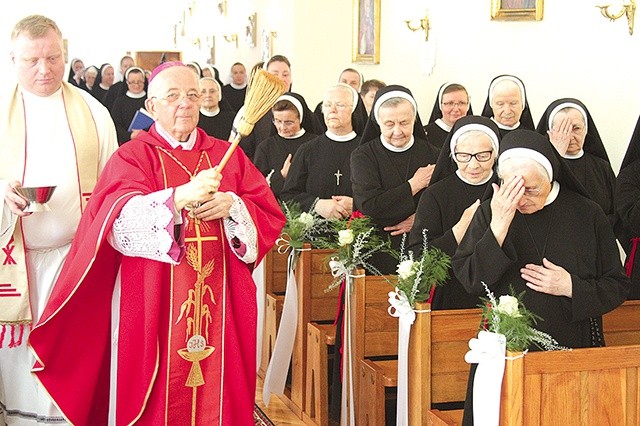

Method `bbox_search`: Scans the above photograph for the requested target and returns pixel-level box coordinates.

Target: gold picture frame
[491,0,544,21]
[352,0,380,64]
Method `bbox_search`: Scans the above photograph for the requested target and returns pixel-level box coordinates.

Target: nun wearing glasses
[408,115,501,309]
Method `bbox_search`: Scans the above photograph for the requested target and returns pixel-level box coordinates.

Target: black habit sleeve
[279,143,316,210]
[350,144,417,225]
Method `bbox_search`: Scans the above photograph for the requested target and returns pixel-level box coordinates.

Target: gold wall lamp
[405,16,430,41]
[223,33,238,48]
[596,0,636,35]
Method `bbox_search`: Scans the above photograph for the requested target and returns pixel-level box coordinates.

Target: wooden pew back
[263,245,288,295]
[501,345,640,425]
[603,299,640,346]
[284,244,338,416]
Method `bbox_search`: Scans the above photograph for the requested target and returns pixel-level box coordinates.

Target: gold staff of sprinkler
[179,68,286,426]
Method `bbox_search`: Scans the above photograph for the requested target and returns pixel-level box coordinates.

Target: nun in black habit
[197,77,235,141]
[454,129,629,347]
[253,92,319,199]
[615,116,640,299]
[481,74,535,137]
[91,63,114,106]
[109,67,148,145]
[536,98,617,226]
[350,84,439,274]
[280,83,367,217]
[455,130,629,425]
[424,82,473,150]
[408,116,500,309]
[67,58,84,87]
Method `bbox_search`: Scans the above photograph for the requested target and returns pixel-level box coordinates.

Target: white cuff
[223,192,258,263]
[108,188,179,265]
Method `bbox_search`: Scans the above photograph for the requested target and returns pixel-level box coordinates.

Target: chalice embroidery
[176,241,216,423]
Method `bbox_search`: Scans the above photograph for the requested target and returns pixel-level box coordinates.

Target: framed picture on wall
[491,0,544,21]
[352,0,380,64]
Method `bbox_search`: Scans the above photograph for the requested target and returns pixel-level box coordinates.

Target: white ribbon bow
[329,257,348,279]
[465,330,507,426]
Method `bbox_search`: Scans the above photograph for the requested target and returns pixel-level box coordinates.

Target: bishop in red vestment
[29,63,285,425]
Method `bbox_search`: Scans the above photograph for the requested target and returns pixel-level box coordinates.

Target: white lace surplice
[108,188,258,264]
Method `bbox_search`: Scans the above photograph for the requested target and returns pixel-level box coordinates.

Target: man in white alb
[0,14,117,424]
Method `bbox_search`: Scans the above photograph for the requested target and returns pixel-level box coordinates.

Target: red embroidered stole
[145,147,227,424]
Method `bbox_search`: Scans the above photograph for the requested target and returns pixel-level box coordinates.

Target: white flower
[397,259,416,280]
[298,212,315,229]
[338,229,354,246]
[495,295,522,317]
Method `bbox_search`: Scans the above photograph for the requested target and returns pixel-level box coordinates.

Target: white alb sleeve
[223,192,258,264]
[108,188,180,264]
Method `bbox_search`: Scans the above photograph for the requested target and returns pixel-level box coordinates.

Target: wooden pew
[500,345,640,425]
[427,299,640,425]
[310,270,482,426]
[258,246,288,378]
[279,244,338,418]
[304,271,399,426]
[603,299,640,345]
[357,281,482,426]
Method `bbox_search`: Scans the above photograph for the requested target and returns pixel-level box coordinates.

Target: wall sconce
[223,33,238,48]
[405,16,430,41]
[596,0,636,35]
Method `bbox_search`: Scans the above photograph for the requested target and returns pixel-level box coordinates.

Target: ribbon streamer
[340,274,356,426]
[262,250,299,405]
[465,330,507,426]
[388,289,432,426]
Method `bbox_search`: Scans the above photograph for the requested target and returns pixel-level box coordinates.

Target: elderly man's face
[552,108,587,156]
[502,161,552,214]
[11,28,65,97]
[491,82,523,128]
[146,66,201,141]
[378,100,415,148]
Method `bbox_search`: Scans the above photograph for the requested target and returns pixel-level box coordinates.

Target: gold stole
[0,82,99,324]
[156,147,227,424]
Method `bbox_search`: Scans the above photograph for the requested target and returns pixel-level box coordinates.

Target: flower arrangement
[479,282,569,352]
[315,211,391,291]
[277,199,331,252]
[394,230,450,308]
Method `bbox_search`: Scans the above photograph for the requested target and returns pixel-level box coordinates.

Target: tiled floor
[255,375,306,425]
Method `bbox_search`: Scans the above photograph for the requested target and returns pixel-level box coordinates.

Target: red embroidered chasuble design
[142,147,227,424]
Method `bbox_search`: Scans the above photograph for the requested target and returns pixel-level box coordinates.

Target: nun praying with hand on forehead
[536,98,617,226]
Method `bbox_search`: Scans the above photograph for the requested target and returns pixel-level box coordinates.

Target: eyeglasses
[454,150,493,163]
[127,80,145,85]
[442,101,468,109]
[272,119,297,128]
[321,102,352,111]
[153,91,201,104]
[523,186,544,197]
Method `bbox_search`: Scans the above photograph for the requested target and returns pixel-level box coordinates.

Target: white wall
[1,0,638,170]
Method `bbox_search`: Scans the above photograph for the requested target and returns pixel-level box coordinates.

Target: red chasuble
[29,126,285,425]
